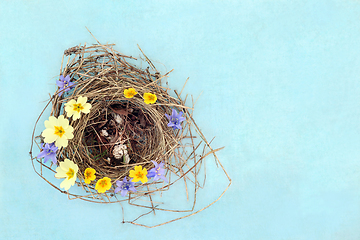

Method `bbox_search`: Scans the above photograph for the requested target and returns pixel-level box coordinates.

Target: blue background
[1,0,360,239]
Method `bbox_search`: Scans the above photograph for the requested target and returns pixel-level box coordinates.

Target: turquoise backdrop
[1,0,360,239]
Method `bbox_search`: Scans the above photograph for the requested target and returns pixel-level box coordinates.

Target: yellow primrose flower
[84,168,96,184]
[55,159,79,191]
[143,93,157,104]
[41,115,74,148]
[65,96,92,120]
[95,177,112,193]
[129,165,148,183]
[124,88,137,98]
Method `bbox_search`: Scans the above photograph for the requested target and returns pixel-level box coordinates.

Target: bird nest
[30,38,231,227]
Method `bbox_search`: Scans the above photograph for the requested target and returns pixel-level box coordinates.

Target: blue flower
[165,109,186,130]
[36,143,58,164]
[115,177,137,197]
[56,75,76,97]
[148,161,168,182]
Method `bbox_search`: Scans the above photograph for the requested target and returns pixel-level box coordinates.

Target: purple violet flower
[56,75,75,97]
[148,160,168,182]
[36,143,58,164]
[165,109,186,130]
[115,177,137,197]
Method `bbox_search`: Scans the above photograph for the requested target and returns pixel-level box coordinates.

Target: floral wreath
[30,40,231,227]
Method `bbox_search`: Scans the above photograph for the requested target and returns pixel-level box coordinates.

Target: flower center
[54,126,65,137]
[86,171,92,178]
[66,168,75,180]
[100,180,107,187]
[136,172,144,179]
[123,183,129,190]
[172,118,178,124]
[73,103,84,113]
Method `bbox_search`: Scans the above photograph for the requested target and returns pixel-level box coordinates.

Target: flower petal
[129,170,136,178]
[116,180,123,187]
[42,129,58,143]
[59,159,70,171]
[72,162,79,174]
[55,167,67,178]
[147,170,156,178]
[56,80,64,88]
[140,176,148,183]
[64,159,78,172]
[65,110,74,118]
[134,166,142,172]
[160,175,168,183]
[57,115,69,129]
[55,136,68,148]
[179,115,186,121]
[73,111,81,120]
[50,155,57,165]
[64,127,74,140]
[65,99,76,106]
[66,124,74,133]
[77,96,87,105]
[65,100,76,117]
[37,151,47,159]
[120,189,128,197]
[151,160,158,167]
[60,179,72,191]
[82,103,92,113]
[68,81,76,88]
[43,156,50,163]
[45,116,57,128]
